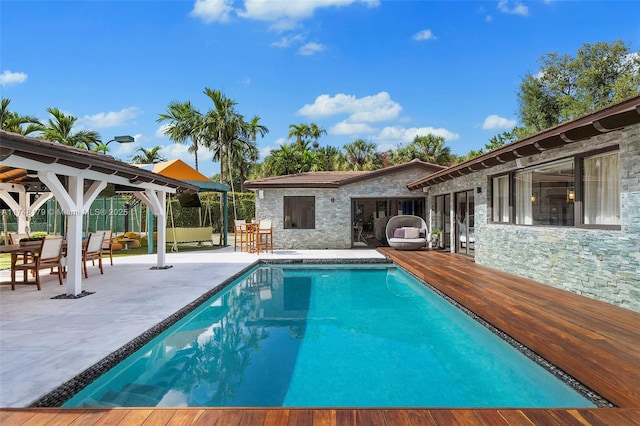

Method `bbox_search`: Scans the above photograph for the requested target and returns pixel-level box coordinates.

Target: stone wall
[423,123,640,312]
[255,168,428,250]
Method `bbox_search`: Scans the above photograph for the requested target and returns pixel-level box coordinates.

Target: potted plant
[431,230,441,248]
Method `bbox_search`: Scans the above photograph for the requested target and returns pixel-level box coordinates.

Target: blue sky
[2,0,639,178]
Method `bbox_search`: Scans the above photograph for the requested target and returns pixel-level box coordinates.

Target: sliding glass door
[455,190,475,256]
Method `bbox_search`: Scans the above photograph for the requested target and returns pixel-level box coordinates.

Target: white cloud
[79,107,141,129]
[0,70,28,86]
[298,42,325,56]
[298,91,401,123]
[238,0,379,23]
[497,0,528,16]
[161,143,196,166]
[375,126,460,144]
[481,114,516,130]
[271,33,306,48]
[155,123,171,138]
[330,121,374,135]
[190,0,234,23]
[412,29,436,41]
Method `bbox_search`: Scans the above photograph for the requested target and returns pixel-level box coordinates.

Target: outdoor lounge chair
[385,215,430,251]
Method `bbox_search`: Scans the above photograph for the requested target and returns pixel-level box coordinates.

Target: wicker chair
[385,215,430,251]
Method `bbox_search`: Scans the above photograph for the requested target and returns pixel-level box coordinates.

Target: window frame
[488,145,620,230]
[490,172,511,224]
[283,196,316,230]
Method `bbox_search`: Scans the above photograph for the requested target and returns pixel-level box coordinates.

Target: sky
[2,0,639,178]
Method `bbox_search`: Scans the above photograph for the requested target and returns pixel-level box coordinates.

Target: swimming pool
[63,263,597,408]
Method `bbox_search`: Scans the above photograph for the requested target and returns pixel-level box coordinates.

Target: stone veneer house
[407,95,640,312]
[244,160,445,250]
[244,96,639,312]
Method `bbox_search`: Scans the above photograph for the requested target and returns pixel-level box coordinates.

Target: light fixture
[531,193,536,203]
[105,135,135,146]
[567,189,575,202]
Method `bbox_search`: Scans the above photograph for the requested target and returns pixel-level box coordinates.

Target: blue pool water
[63,264,596,408]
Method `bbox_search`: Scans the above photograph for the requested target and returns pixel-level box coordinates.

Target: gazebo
[0,130,198,297]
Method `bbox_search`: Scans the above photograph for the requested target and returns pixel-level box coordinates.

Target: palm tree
[343,139,381,171]
[287,123,310,146]
[157,101,203,170]
[1,98,43,136]
[239,115,269,191]
[247,115,269,141]
[315,146,345,171]
[411,134,453,165]
[40,107,101,149]
[308,123,326,150]
[202,88,252,228]
[131,146,167,164]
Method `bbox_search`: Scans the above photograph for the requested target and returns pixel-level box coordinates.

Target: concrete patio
[0,247,386,408]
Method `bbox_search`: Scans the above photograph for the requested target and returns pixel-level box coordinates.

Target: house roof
[244,159,446,189]
[407,94,640,190]
[0,130,199,193]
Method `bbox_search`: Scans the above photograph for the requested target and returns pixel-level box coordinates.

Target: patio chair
[256,219,273,254]
[83,232,104,278]
[11,236,64,290]
[99,230,114,265]
[385,215,430,251]
[8,232,30,245]
[234,220,247,252]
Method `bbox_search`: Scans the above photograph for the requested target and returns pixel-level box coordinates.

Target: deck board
[378,248,640,408]
[1,249,639,425]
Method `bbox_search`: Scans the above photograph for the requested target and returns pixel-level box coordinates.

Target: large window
[583,151,619,225]
[515,158,575,226]
[284,196,315,229]
[491,148,620,229]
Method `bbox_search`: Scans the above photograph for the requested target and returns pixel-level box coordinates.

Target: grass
[0,243,225,271]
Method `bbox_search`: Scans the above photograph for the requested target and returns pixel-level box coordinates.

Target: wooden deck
[1,407,640,425]
[378,248,640,409]
[1,249,639,425]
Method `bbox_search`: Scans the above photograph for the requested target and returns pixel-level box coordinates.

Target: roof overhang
[0,130,198,193]
[407,95,640,190]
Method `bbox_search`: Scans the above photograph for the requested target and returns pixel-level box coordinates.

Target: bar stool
[256,219,273,254]
[234,220,247,252]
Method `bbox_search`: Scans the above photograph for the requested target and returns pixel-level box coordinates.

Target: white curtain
[515,171,533,225]
[584,152,619,225]
[492,175,509,222]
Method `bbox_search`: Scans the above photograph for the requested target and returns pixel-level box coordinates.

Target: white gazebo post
[39,172,106,296]
[134,189,170,269]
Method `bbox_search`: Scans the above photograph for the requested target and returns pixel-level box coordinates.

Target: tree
[40,107,101,149]
[314,146,345,171]
[157,101,203,170]
[1,98,43,136]
[308,123,327,150]
[287,123,310,146]
[518,40,640,133]
[343,139,381,171]
[131,146,167,164]
[390,134,453,166]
